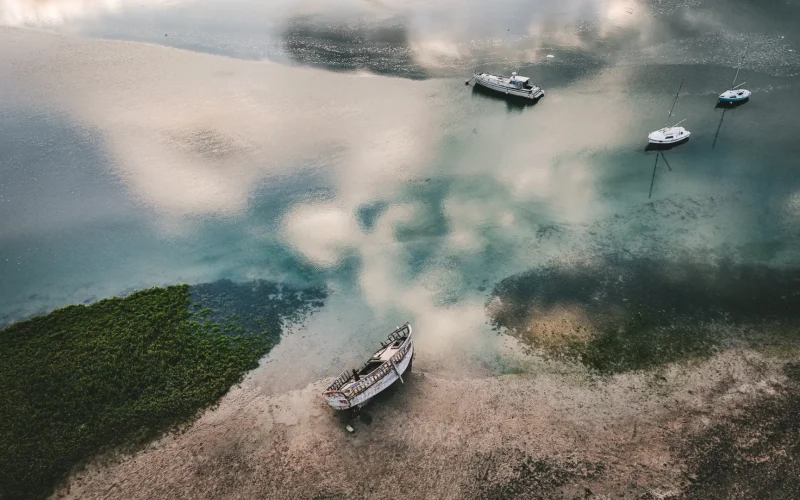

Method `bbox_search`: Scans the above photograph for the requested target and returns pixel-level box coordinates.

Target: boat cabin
[510,73,535,90]
[663,128,685,141]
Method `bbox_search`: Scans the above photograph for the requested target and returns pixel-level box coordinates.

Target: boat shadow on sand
[333,357,416,431]
[470,84,542,112]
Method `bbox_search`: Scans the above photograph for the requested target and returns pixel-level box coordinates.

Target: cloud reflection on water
[5,0,797,79]
[1,17,799,378]
[1,26,444,220]
[0,0,182,26]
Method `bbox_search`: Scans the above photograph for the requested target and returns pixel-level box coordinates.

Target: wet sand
[56,348,798,499]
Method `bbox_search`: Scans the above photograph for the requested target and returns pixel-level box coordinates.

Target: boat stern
[323,390,352,410]
[647,129,666,144]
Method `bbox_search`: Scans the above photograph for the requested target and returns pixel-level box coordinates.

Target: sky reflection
[5,0,798,76]
[0,0,181,26]
[1,0,799,381]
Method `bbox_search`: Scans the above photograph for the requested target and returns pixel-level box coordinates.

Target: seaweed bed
[0,281,325,500]
[471,449,604,500]
[190,278,326,342]
[681,362,800,499]
[489,257,800,373]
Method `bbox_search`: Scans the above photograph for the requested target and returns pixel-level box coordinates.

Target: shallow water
[1,0,799,387]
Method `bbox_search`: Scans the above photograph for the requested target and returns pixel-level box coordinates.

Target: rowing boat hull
[323,325,414,410]
[330,345,413,410]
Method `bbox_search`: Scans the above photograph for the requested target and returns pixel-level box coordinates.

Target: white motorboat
[472,71,544,100]
[322,323,413,410]
[649,81,690,146]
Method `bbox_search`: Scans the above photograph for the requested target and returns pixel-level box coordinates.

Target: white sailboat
[719,48,751,104]
[648,81,691,146]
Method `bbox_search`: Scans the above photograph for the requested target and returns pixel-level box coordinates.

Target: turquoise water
[1,0,799,380]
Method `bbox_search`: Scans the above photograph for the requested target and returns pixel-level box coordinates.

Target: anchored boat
[719,87,751,104]
[719,47,751,104]
[648,80,690,146]
[648,121,690,145]
[471,71,544,100]
[323,323,413,410]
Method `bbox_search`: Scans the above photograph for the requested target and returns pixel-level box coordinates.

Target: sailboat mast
[732,45,749,87]
[667,79,684,127]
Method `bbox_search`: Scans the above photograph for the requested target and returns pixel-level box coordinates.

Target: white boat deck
[719,89,751,101]
[648,125,690,144]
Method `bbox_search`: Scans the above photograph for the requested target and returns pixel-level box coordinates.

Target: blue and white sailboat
[719,48,751,104]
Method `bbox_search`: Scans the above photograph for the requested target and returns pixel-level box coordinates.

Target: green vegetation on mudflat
[0,285,273,500]
[578,314,718,374]
[490,258,800,374]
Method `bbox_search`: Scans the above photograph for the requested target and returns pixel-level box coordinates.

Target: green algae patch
[489,258,800,375]
[578,314,719,374]
[0,285,273,500]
